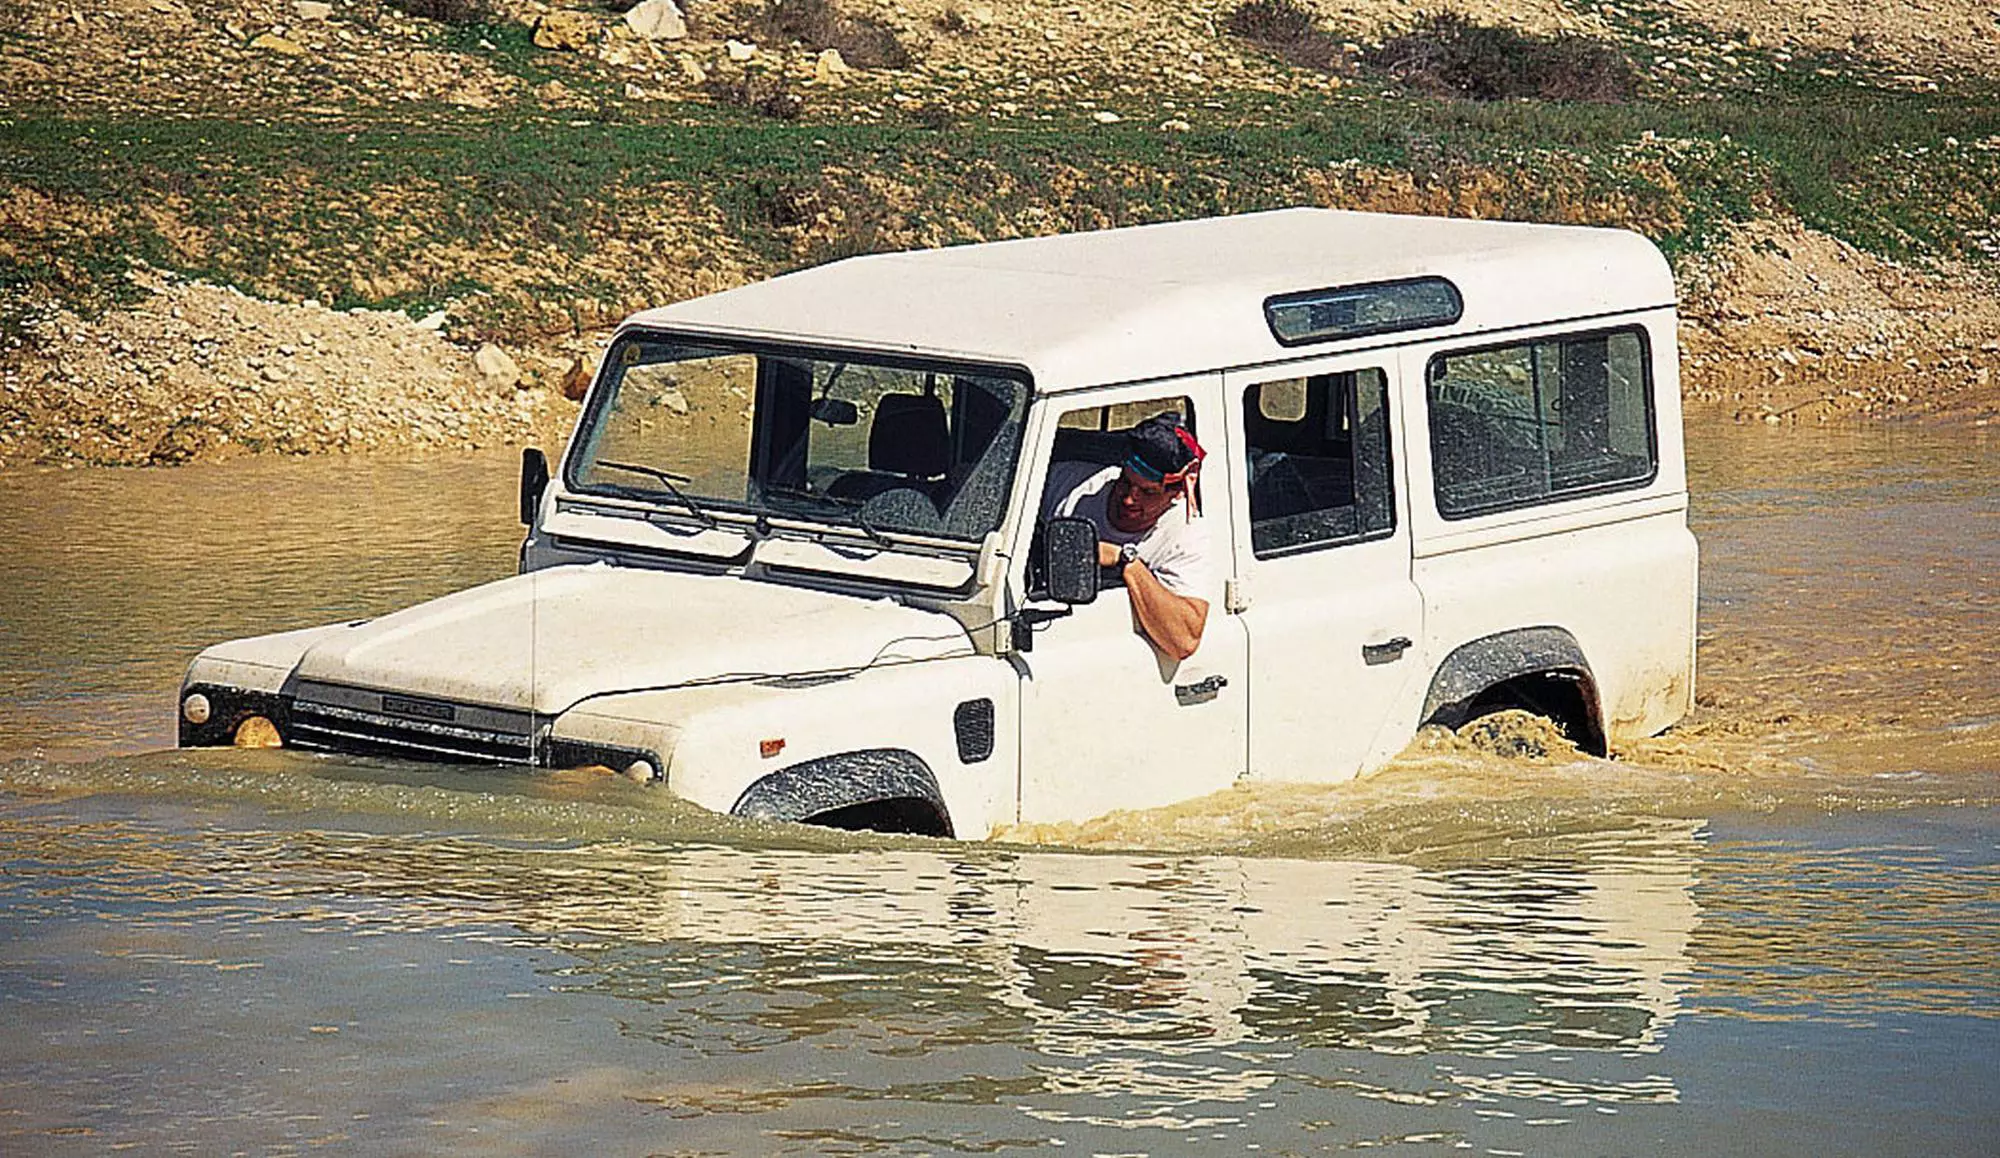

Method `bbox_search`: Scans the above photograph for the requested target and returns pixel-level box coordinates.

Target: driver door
[1013,377,1249,826]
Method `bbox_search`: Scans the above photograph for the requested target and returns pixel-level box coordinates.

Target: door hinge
[1224,575,1251,613]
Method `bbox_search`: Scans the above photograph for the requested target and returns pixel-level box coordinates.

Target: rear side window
[1243,369,1395,557]
[1427,328,1655,519]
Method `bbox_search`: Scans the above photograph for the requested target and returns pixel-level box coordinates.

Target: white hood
[292,564,970,715]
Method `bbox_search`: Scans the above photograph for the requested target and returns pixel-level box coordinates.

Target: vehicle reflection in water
[0,764,1708,1151]
[530,823,1700,1078]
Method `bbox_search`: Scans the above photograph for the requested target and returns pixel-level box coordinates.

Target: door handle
[1174,673,1229,705]
[1361,636,1412,664]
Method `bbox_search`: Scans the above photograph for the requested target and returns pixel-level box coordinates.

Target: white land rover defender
[179,209,1697,838]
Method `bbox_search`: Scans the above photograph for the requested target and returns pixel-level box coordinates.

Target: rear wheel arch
[1420,627,1607,757]
[731,748,955,838]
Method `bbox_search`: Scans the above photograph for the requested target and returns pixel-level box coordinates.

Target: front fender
[554,654,1018,838]
[733,749,952,836]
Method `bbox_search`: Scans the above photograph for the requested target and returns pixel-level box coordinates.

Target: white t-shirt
[1042,462,1216,601]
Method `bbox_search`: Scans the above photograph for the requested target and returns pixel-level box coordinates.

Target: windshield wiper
[824,497,895,548]
[594,460,717,529]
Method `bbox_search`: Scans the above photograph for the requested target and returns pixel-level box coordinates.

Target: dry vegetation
[737,0,910,68]
[1224,0,1352,74]
[1367,12,1638,102]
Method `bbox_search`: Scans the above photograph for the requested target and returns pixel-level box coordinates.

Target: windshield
[564,334,1031,543]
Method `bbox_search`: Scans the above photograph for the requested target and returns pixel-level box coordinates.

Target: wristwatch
[1117,542,1140,572]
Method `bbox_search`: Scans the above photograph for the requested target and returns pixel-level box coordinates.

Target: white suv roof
[630,207,1676,389]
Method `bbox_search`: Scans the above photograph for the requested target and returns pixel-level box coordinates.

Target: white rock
[413,309,448,331]
[474,343,521,391]
[814,48,848,83]
[1092,110,1122,124]
[623,0,686,40]
[293,0,332,20]
[726,39,756,61]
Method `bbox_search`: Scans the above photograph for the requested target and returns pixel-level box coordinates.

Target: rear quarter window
[1427,327,1656,518]
[1242,369,1395,557]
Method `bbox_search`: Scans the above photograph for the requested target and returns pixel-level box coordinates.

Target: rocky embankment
[0,271,586,467]
[6,213,1995,471]
[1679,220,2000,426]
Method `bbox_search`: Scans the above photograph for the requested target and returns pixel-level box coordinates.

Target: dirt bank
[1679,218,2000,426]
[3,212,1996,470]
[0,269,580,468]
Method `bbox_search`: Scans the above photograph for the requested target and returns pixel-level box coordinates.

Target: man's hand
[1099,538,1207,661]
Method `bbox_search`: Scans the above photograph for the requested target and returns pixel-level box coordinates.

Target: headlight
[181,692,212,725]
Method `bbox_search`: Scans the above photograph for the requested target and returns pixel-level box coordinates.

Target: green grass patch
[4,68,1996,338]
[433,20,543,64]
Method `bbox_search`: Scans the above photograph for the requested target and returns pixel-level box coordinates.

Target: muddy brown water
[1,423,1994,1154]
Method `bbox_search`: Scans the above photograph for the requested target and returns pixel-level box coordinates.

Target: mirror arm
[1009,606,1071,653]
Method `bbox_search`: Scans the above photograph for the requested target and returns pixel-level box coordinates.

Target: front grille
[286,681,537,765]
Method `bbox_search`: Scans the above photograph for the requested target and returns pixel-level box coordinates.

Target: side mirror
[520,447,549,526]
[1042,516,1099,606]
[810,397,859,426]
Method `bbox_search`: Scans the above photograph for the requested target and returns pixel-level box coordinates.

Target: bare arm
[1099,542,1208,661]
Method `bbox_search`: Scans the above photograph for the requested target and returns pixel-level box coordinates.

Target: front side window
[1427,328,1655,519]
[1243,369,1395,556]
[1033,397,1197,591]
[1046,398,1200,525]
[566,334,1029,541]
